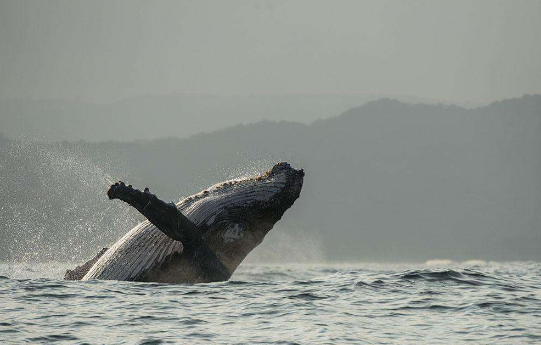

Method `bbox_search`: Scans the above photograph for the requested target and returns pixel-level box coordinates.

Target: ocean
[0,261,540,344]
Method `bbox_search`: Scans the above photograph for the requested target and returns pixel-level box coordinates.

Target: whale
[64,162,304,283]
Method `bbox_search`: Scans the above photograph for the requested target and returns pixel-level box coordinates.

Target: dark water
[1,262,540,344]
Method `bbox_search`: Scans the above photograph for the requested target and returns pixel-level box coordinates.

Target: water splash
[0,139,135,264]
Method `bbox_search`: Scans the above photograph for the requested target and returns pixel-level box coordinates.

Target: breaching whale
[65,162,304,283]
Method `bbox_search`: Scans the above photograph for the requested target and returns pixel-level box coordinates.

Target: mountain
[0,94,479,142]
[0,94,388,142]
[1,95,540,262]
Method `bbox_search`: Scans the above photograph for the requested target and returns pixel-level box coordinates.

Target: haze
[1,0,540,105]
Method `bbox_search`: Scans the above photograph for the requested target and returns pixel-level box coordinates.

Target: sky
[1,0,540,105]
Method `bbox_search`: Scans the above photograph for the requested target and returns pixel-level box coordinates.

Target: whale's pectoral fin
[107,182,203,247]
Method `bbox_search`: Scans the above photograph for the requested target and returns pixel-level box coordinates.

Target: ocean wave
[397,269,493,286]
[0,262,539,344]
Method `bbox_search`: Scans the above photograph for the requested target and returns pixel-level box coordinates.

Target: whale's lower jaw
[68,162,304,283]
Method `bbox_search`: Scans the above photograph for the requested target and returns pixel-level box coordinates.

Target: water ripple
[0,262,539,344]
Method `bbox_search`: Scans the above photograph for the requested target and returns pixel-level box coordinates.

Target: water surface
[1,262,540,344]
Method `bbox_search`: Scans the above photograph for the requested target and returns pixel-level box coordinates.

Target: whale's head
[179,162,304,273]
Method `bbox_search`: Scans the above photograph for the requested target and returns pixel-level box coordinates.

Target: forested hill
[1,95,540,262]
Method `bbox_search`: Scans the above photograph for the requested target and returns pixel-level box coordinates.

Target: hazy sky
[1,0,540,104]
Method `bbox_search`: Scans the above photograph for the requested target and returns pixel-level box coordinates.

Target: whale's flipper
[107,182,230,282]
[64,247,108,280]
[107,182,203,247]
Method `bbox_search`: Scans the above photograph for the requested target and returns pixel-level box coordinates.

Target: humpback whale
[65,162,304,283]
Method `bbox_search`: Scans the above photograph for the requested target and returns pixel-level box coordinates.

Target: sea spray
[0,138,134,264]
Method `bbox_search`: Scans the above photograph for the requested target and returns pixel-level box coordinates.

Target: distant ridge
[0,93,497,142]
[1,95,540,262]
